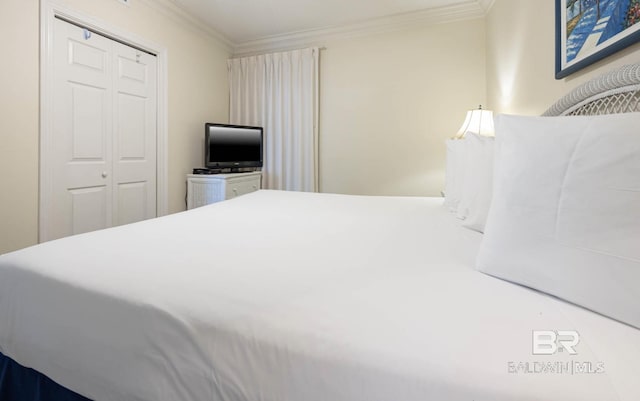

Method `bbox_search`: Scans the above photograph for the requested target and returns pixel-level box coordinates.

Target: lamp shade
[455,106,495,138]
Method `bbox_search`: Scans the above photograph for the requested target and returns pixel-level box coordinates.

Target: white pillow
[457,133,495,228]
[477,113,640,329]
[442,139,456,208]
[442,139,467,212]
[455,136,473,219]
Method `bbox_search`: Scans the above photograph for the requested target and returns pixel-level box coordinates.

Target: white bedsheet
[0,190,638,401]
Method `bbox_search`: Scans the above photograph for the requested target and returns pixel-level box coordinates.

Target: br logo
[532,330,580,355]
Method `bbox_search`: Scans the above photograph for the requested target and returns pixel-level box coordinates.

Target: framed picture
[556,0,640,79]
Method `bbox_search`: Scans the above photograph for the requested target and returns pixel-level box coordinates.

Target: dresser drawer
[225,177,261,199]
[225,175,261,199]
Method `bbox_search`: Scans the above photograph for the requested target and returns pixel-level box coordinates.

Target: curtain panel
[228,48,319,192]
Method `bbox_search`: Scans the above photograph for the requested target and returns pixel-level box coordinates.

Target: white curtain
[228,48,319,192]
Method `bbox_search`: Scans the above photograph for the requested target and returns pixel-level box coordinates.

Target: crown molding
[138,0,495,57]
[478,0,496,13]
[137,0,234,52]
[232,1,486,56]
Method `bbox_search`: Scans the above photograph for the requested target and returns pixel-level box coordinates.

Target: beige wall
[11,0,634,253]
[319,18,486,196]
[0,0,230,254]
[486,0,640,115]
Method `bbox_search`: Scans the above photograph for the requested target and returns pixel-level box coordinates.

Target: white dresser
[187,172,262,209]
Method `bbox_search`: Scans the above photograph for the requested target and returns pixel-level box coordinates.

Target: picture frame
[556,0,640,79]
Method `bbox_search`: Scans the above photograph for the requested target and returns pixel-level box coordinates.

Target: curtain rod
[232,46,327,59]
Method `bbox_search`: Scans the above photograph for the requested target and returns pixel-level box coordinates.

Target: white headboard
[543,64,640,116]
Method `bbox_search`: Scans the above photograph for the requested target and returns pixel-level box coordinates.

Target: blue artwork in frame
[556,0,640,79]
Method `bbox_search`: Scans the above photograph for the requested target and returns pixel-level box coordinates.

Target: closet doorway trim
[39,0,169,242]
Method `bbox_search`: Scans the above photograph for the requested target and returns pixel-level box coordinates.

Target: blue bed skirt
[0,352,90,401]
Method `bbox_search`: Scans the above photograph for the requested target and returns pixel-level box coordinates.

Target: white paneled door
[50,18,157,240]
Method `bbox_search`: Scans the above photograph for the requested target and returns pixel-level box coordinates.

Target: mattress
[0,190,638,401]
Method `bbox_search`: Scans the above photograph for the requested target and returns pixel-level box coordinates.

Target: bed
[1,64,640,401]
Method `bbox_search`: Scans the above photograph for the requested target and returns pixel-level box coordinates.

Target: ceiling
[170,0,493,53]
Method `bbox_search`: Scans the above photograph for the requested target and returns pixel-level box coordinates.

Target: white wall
[486,0,640,115]
[0,0,230,254]
[0,0,41,255]
[319,18,486,196]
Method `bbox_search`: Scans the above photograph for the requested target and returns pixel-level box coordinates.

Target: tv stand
[186,171,262,209]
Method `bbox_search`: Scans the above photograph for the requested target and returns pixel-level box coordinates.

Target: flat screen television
[205,123,263,170]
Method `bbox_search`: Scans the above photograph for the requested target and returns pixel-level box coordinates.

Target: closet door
[50,18,157,240]
[52,18,113,239]
[113,42,157,226]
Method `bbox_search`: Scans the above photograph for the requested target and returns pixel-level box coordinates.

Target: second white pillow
[458,133,494,231]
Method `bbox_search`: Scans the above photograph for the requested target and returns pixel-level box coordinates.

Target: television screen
[205,123,263,169]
